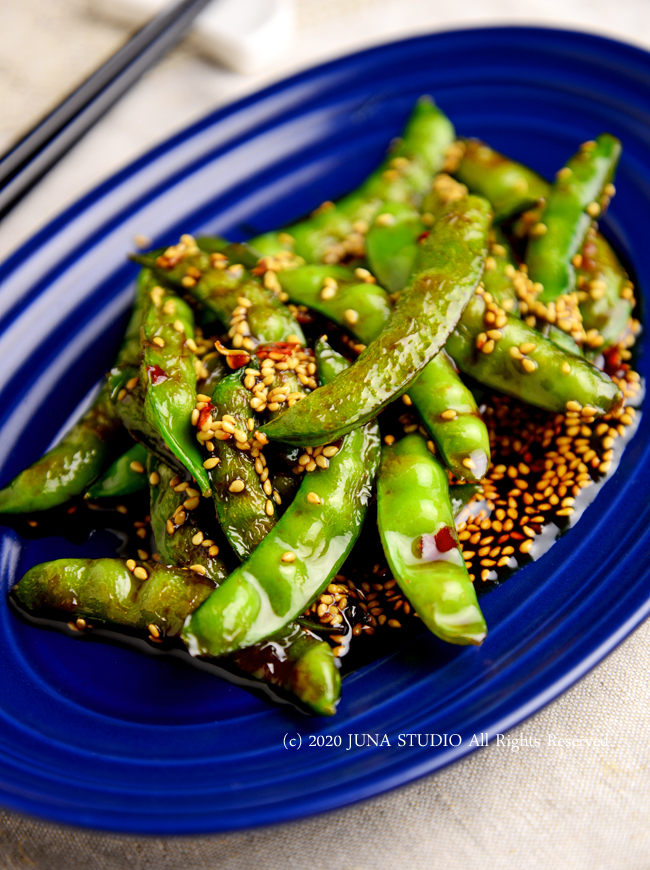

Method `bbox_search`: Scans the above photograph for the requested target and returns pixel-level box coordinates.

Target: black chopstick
[0,0,216,222]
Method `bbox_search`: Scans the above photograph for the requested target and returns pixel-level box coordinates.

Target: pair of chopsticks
[0,0,216,222]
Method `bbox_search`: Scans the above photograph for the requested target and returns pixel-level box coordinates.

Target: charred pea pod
[148,455,229,581]
[85,442,149,499]
[577,227,634,354]
[0,381,124,514]
[148,454,338,714]
[228,626,340,716]
[482,228,520,314]
[148,455,338,715]
[249,97,455,263]
[445,293,622,415]
[453,139,548,222]
[15,558,217,637]
[276,264,392,345]
[140,284,210,495]
[133,239,305,347]
[377,433,487,646]
[261,195,491,447]
[202,362,278,561]
[526,134,622,303]
[197,350,229,395]
[182,353,380,657]
[364,202,427,293]
[407,351,490,481]
[0,266,158,514]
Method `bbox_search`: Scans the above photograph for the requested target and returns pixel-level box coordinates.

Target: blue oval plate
[0,26,649,835]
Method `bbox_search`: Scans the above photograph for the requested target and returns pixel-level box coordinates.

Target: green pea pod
[364,202,426,293]
[577,228,634,353]
[148,456,229,581]
[0,267,158,514]
[377,433,487,645]
[407,351,490,481]
[148,455,338,715]
[277,264,392,345]
[205,363,277,560]
[182,353,380,656]
[228,626,340,716]
[445,294,622,415]
[198,351,229,395]
[260,195,491,447]
[449,482,482,516]
[85,442,149,499]
[196,236,262,270]
[15,558,217,637]
[453,139,548,222]
[314,337,350,382]
[0,381,123,514]
[482,228,520,314]
[249,97,455,262]
[140,286,210,495]
[526,134,622,303]
[133,246,305,346]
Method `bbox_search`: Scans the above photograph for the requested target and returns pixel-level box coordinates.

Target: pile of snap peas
[5,97,640,716]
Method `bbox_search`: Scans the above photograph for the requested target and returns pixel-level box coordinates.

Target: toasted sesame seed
[307,492,321,505]
[441,409,457,420]
[129,460,145,474]
[190,564,207,575]
[133,567,148,581]
[228,479,245,493]
[281,552,296,563]
[203,457,220,469]
[265,500,275,516]
[149,471,160,485]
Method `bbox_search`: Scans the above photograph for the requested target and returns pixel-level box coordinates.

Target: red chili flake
[417,231,431,244]
[434,526,458,552]
[416,526,459,561]
[146,364,168,385]
[197,405,215,429]
[602,346,622,377]
[257,341,302,360]
[227,352,251,370]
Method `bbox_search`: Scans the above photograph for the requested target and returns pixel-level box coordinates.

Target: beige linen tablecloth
[0,2,649,867]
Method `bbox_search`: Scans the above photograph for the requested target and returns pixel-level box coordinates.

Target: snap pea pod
[364,202,427,293]
[276,264,392,345]
[445,294,622,414]
[249,97,455,262]
[228,626,340,717]
[377,434,487,645]
[205,363,276,561]
[140,285,210,495]
[260,195,491,447]
[449,482,482,517]
[182,354,380,657]
[0,267,157,514]
[148,455,338,714]
[198,351,229,395]
[577,227,634,353]
[0,381,123,514]
[148,455,229,581]
[15,558,217,637]
[85,442,149,499]
[134,246,305,346]
[482,228,520,313]
[449,142,631,344]
[453,139,548,222]
[407,351,490,481]
[526,134,621,303]
[14,552,339,714]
